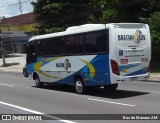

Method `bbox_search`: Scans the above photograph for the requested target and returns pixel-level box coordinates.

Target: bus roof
[28,23,147,42]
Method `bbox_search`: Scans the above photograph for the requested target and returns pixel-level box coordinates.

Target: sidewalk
[146,73,160,82]
[0,53,26,73]
[0,53,159,82]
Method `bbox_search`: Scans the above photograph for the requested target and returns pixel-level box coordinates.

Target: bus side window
[66,35,84,55]
[37,40,44,56]
[96,31,109,53]
[86,33,97,53]
[85,30,109,54]
[78,35,85,53]
[51,37,65,56]
[43,39,51,56]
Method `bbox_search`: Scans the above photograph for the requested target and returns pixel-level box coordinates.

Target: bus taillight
[111,59,120,76]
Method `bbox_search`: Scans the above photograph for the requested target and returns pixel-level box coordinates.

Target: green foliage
[31,0,121,34]
[32,0,160,32]
[149,12,160,54]
[31,0,89,34]
[150,61,160,73]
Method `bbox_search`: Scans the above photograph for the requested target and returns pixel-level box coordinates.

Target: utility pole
[19,0,23,15]
[0,37,6,67]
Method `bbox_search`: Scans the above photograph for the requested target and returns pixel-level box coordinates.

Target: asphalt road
[0,72,160,123]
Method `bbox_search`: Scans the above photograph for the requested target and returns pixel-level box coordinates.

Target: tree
[88,0,119,23]
[149,11,160,61]
[31,0,89,34]
[114,0,160,23]
[31,0,120,34]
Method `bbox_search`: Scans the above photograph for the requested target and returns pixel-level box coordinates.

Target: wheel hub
[76,81,82,93]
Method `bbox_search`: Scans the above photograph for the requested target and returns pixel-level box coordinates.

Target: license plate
[131,77,137,81]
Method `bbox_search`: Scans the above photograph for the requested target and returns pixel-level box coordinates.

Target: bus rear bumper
[112,72,150,83]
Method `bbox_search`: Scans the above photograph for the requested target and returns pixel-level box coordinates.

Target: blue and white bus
[26,23,151,94]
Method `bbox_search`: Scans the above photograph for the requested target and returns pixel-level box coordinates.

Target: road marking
[0,101,76,123]
[88,98,135,107]
[151,91,160,94]
[0,83,14,87]
[146,90,160,94]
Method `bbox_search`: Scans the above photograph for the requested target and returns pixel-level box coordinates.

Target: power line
[0,0,34,17]
[0,0,32,9]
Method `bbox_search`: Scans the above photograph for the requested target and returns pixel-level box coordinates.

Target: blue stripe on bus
[125,68,148,76]
[119,63,140,72]
[27,54,111,86]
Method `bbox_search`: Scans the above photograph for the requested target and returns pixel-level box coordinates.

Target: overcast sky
[0,0,36,18]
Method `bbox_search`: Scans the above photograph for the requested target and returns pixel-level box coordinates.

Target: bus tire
[104,83,118,92]
[23,70,28,77]
[75,78,85,94]
[35,75,43,88]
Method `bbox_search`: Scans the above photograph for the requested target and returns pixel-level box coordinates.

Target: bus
[26,23,151,94]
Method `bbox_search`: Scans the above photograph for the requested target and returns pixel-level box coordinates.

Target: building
[0,13,38,53]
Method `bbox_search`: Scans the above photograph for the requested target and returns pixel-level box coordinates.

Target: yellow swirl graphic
[34,57,62,79]
[34,61,43,71]
[80,59,95,78]
[45,57,63,62]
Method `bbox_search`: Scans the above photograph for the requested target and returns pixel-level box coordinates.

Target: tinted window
[37,39,51,56]
[85,30,109,53]
[78,35,85,52]
[96,31,108,52]
[86,33,97,53]
[50,37,65,55]
[66,35,84,54]
[37,40,44,56]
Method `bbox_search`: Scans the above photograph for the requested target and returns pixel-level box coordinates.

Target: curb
[145,79,160,83]
[145,79,160,82]
[0,62,20,67]
[147,75,160,82]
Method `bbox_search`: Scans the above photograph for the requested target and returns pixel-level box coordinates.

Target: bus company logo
[134,30,145,44]
[64,58,70,70]
[56,58,71,70]
[119,50,123,56]
[117,30,146,44]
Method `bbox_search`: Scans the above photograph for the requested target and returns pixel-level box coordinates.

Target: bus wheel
[75,78,85,94]
[35,75,43,88]
[104,83,118,92]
